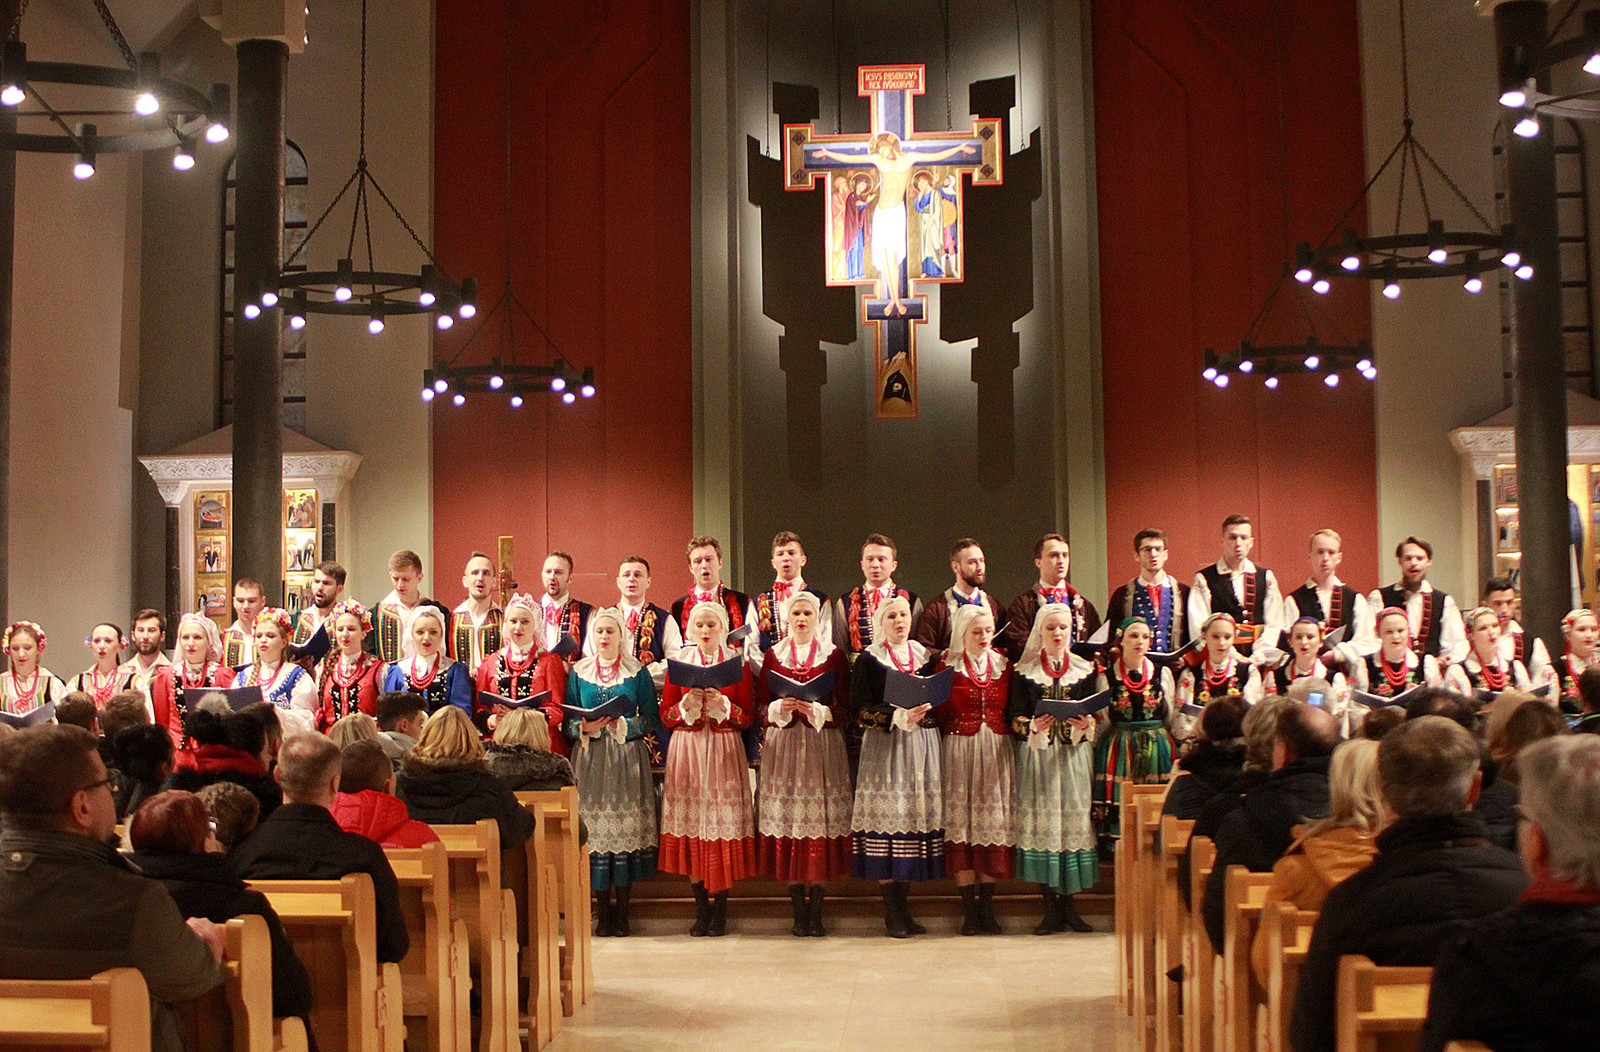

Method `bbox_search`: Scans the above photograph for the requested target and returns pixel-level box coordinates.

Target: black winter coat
[229,803,410,965]
[1162,740,1246,821]
[1289,812,1529,1052]
[127,849,313,1018]
[1418,896,1600,1052]
[1203,755,1332,951]
[1180,767,1269,909]
[396,757,536,849]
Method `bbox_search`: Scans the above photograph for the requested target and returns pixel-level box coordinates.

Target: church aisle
[545,923,1130,1051]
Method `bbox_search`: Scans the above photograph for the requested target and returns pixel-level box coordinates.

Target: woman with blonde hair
[1250,738,1386,983]
[1445,607,1533,697]
[326,711,380,750]
[488,708,576,791]
[395,705,535,848]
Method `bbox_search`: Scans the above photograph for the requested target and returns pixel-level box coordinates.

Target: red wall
[431,0,694,602]
[1092,1,1381,590]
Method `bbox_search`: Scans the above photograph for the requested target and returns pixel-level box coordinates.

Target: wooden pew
[1219,865,1273,1052]
[1154,815,1194,1052]
[247,873,404,1052]
[1182,834,1217,1052]
[504,797,562,1049]
[1117,782,1166,1017]
[385,841,472,1052]
[1131,788,1167,1050]
[429,820,519,1052]
[1335,955,1432,1052]
[0,967,151,1052]
[176,914,310,1052]
[1260,901,1317,1052]
[516,787,592,1014]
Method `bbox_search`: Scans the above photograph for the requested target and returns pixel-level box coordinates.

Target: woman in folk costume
[1008,604,1099,935]
[936,604,1015,936]
[234,608,317,734]
[0,621,67,716]
[315,601,386,731]
[1445,606,1533,697]
[473,592,567,748]
[1093,616,1179,839]
[1271,617,1352,732]
[151,614,235,745]
[849,594,943,938]
[756,591,854,937]
[562,607,660,937]
[1552,608,1600,713]
[380,607,475,718]
[1353,607,1441,704]
[658,599,757,936]
[70,623,129,705]
[1175,612,1263,732]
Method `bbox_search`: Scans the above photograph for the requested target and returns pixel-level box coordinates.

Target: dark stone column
[1496,0,1567,659]
[164,506,180,631]
[320,501,335,563]
[0,0,18,628]
[231,39,287,601]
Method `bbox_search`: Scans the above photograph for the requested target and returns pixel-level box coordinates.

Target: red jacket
[329,789,441,849]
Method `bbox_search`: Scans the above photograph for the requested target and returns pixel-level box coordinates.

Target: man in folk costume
[1002,532,1102,661]
[746,531,831,672]
[119,608,173,709]
[669,536,750,641]
[1187,514,1285,663]
[537,551,592,659]
[449,551,504,671]
[369,549,452,663]
[1481,575,1554,688]
[914,538,1006,652]
[613,555,682,695]
[1366,536,1466,664]
[828,533,923,665]
[1101,528,1190,654]
[1280,529,1378,669]
[291,561,345,646]
[222,578,266,668]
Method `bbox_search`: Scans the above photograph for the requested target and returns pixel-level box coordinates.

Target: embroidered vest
[844,586,914,654]
[1288,583,1357,633]
[451,608,504,670]
[1362,653,1427,697]
[1378,586,1448,657]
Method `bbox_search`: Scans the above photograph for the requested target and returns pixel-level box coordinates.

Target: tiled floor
[545,914,1133,1051]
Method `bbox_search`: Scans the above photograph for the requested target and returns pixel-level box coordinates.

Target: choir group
[3,517,1594,939]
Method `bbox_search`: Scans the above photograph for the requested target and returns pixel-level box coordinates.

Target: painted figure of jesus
[813,132,976,315]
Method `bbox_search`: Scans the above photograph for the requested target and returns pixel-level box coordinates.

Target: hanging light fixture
[0,10,229,175]
[1497,9,1600,126]
[271,0,473,331]
[1289,0,1514,296]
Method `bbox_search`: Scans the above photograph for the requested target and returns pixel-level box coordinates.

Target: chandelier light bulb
[510,394,524,408]
[288,313,305,330]
[1516,264,1534,280]
[1586,52,1600,76]
[418,289,436,307]
[436,314,454,330]
[260,290,279,308]
[581,383,596,398]
[206,122,229,144]
[421,387,435,402]
[1212,374,1230,389]
[133,91,159,116]
[1356,358,1372,372]
[1514,115,1540,138]
[1428,247,1448,264]
[0,83,22,106]
[562,390,577,404]
[1264,376,1279,390]
[1324,372,1340,388]
[1304,355,1320,370]
[73,158,94,180]
[550,376,567,393]
[452,393,466,406]
[333,285,352,303]
[1340,255,1361,271]
[1362,367,1378,381]
[172,147,195,171]
[1382,281,1402,300]
[1202,366,1218,381]
[1237,360,1254,374]
[1499,88,1528,108]
[1294,267,1313,284]
[433,378,449,393]
[1502,250,1522,268]
[242,303,261,320]
[367,315,385,335]
[457,303,476,320]
[488,374,504,390]
[1464,275,1483,294]
[1312,279,1331,295]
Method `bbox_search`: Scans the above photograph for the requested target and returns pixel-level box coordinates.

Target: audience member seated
[56,690,102,735]
[1203,702,1340,951]
[1498,702,1567,784]
[1182,694,1292,907]
[236,702,285,766]
[230,733,409,963]
[1290,716,1530,1052]
[114,724,176,820]
[1250,738,1385,983]
[396,706,537,850]
[0,725,225,1052]
[375,691,428,766]
[1419,734,1600,1052]
[1484,690,1538,770]
[1359,705,1406,741]
[486,708,577,792]
[1577,667,1600,735]
[195,781,261,852]
[327,712,382,750]
[127,790,312,1020]
[101,689,152,740]
[329,740,440,849]
[1406,687,1519,851]
[168,709,282,819]
[1162,694,1248,820]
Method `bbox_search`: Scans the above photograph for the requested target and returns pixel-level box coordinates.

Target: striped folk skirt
[659,727,757,893]
[1092,719,1174,837]
[851,724,945,882]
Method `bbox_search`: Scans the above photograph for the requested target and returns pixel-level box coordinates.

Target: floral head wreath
[3,620,45,652]
[255,607,294,636]
[504,592,541,618]
[328,600,373,633]
[83,624,128,650]
[1199,611,1237,635]
[1562,608,1597,633]
[1463,606,1499,632]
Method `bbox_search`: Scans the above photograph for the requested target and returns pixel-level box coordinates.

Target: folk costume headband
[328,600,373,633]
[3,620,44,651]
[178,612,224,664]
[84,623,128,650]
[254,607,294,636]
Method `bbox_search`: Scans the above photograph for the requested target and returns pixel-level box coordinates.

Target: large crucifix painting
[784,64,1002,418]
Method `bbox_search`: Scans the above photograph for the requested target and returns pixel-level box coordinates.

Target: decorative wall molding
[139,450,363,507]
[1449,424,1600,478]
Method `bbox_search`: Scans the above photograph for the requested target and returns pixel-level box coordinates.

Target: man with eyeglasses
[0,725,225,1052]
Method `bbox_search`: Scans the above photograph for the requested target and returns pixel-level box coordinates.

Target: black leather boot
[898,882,927,934]
[978,882,1002,935]
[1033,886,1059,936]
[806,887,826,937]
[612,885,632,937]
[1060,892,1094,933]
[881,883,910,939]
[595,887,615,937]
[708,891,729,936]
[689,882,712,937]
[789,884,808,937]
[959,885,982,936]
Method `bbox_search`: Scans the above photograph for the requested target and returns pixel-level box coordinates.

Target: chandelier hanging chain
[88,0,136,70]
[6,1,27,43]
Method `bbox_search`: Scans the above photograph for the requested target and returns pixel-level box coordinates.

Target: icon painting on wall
[784,64,1002,418]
